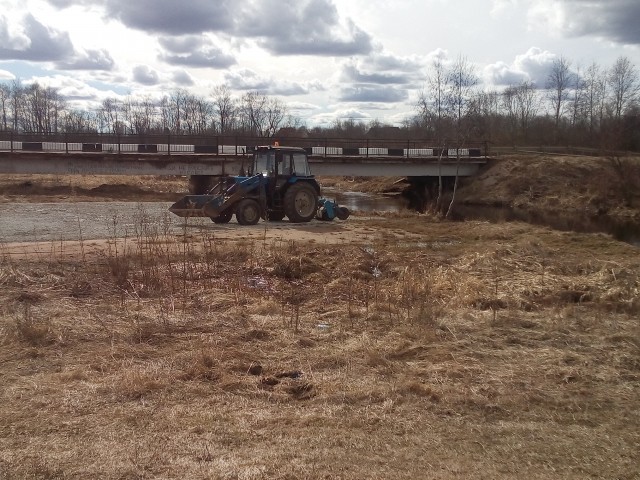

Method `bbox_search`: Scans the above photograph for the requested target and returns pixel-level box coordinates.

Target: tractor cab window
[291,153,311,176]
[278,153,292,175]
[254,152,275,175]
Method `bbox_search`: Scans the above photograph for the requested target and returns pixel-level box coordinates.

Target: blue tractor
[169,145,349,224]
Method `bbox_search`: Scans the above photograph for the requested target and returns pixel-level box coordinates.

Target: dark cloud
[104,0,234,35]
[56,49,115,70]
[224,69,271,92]
[158,36,204,54]
[132,65,159,85]
[341,54,423,86]
[158,36,236,68]
[342,65,412,85]
[160,50,236,68]
[238,0,372,56]
[224,69,310,96]
[536,0,640,45]
[43,0,234,34]
[43,0,372,57]
[337,53,419,103]
[0,14,74,62]
[172,70,194,86]
[339,85,408,103]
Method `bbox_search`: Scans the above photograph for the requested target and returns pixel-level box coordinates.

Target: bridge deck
[0,151,487,177]
[0,137,489,177]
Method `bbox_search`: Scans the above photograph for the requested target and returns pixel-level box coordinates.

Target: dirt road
[0,201,172,243]
[0,200,371,251]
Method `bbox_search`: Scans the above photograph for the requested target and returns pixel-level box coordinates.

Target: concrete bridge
[0,135,489,178]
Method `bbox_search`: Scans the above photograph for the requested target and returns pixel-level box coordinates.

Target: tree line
[0,84,299,138]
[0,54,638,150]
[413,55,639,151]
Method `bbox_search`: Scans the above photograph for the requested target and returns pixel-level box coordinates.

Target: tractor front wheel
[236,199,261,225]
[284,183,318,223]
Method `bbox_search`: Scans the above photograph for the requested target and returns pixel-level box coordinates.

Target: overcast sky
[1,0,639,126]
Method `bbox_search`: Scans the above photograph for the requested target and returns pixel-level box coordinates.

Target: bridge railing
[0,131,489,158]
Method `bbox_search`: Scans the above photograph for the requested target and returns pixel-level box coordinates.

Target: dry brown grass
[458,154,640,220]
[0,174,186,202]
[1,211,639,479]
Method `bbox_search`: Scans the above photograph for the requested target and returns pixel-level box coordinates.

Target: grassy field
[1,208,638,478]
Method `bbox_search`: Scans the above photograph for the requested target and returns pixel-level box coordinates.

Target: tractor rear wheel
[211,209,233,224]
[284,183,318,223]
[236,199,261,225]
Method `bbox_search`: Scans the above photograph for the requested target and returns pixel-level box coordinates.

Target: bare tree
[10,80,23,131]
[63,109,98,133]
[608,56,639,121]
[417,58,449,139]
[97,97,123,134]
[124,96,157,135]
[546,56,573,138]
[583,62,606,135]
[263,97,288,137]
[500,81,540,143]
[166,89,189,134]
[211,85,237,134]
[447,55,479,130]
[0,83,11,130]
[569,64,585,130]
[445,55,479,218]
[20,83,65,133]
[471,89,501,141]
[239,92,289,137]
[240,91,268,136]
[182,94,213,134]
[515,81,540,141]
[501,85,519,144]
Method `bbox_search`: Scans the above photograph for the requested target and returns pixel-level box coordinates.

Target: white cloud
[0,15,31,50]
[310,107,372,126]
[484,47,557,87]
[490,0,519,16]
[0,69,16,80]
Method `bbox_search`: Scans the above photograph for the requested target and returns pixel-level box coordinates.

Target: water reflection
[325,189,407,213]
[452,205,640,246]
[323,188,640,246]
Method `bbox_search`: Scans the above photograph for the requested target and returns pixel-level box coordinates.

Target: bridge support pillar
[403,176,457,213]
[189,175,219,194]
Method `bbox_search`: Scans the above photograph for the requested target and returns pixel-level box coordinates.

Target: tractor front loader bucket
[168,195,214,218]
[169,174,268,220]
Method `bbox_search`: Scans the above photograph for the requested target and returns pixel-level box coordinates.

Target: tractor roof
[253,145,306,153]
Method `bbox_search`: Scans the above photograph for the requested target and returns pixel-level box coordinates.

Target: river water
[450,205,640,247]
[329,190,640,246]
[327,189,407,213]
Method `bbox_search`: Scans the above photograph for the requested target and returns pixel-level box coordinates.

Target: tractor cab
[250,145,312,178]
